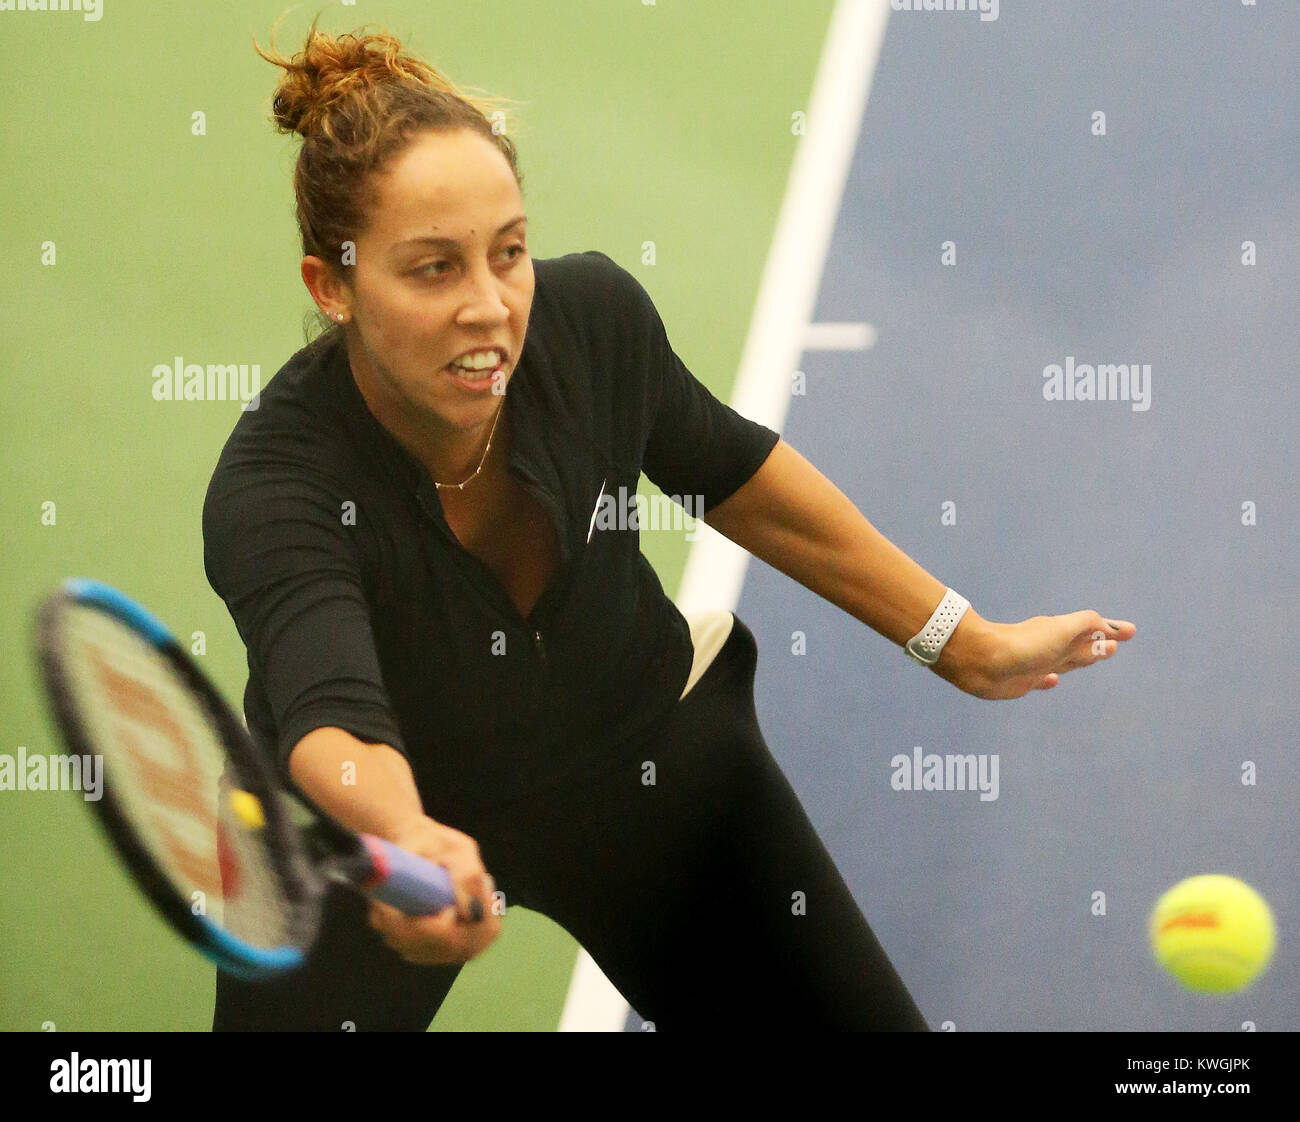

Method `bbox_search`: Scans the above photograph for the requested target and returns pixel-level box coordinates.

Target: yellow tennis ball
[227,788,266,830]
[1149,875,1276,994]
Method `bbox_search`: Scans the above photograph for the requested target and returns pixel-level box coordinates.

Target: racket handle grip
[358,835,458,916]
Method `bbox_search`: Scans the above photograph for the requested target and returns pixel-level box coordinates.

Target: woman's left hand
[934,611,1137,700]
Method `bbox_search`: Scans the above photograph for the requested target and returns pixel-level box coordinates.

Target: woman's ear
[301,255,351,322]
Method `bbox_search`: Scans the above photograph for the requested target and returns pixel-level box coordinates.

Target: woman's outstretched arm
[703,438,1136,700]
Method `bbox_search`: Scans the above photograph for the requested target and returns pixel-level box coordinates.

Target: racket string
[58,605,308,953]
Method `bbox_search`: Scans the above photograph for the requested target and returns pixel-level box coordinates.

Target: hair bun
[259,19,459,139]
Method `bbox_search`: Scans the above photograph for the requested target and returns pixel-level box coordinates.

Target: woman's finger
[368,899,401,932]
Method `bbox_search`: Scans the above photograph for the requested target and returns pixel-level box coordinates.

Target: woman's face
[333,128,534,446]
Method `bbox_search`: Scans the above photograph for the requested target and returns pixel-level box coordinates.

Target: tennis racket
[34,578,458,980]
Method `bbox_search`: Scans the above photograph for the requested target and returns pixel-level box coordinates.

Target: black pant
[213,615,928,1031]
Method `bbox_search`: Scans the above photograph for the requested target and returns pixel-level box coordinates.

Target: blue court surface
[718,2,1296,1031]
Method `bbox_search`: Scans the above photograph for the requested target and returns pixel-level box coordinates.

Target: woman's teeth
[449,351,503,371]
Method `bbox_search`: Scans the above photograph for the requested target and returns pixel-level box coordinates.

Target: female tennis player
[203,22,1135,1030]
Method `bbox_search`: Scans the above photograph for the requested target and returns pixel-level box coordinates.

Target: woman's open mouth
[444,348,506,391]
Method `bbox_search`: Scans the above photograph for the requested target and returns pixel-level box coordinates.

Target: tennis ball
[1149,875,1276,994]
[227,788,266,830]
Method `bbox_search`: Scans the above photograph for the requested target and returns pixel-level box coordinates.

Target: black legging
[213,615,928,1031]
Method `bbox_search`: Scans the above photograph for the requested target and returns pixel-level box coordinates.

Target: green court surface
[0,1,832,1030]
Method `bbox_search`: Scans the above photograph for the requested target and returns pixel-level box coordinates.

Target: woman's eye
[414,246,524,279]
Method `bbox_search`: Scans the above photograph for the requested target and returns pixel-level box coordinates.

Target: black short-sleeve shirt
[202,250,780,819]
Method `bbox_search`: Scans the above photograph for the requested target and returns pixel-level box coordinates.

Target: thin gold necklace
[433,397,506,491]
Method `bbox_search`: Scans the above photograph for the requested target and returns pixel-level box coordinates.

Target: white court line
[558,0,892,1033]
[805,321,877,351]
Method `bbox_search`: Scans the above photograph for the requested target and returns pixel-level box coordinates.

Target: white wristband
[904,588,971,666]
